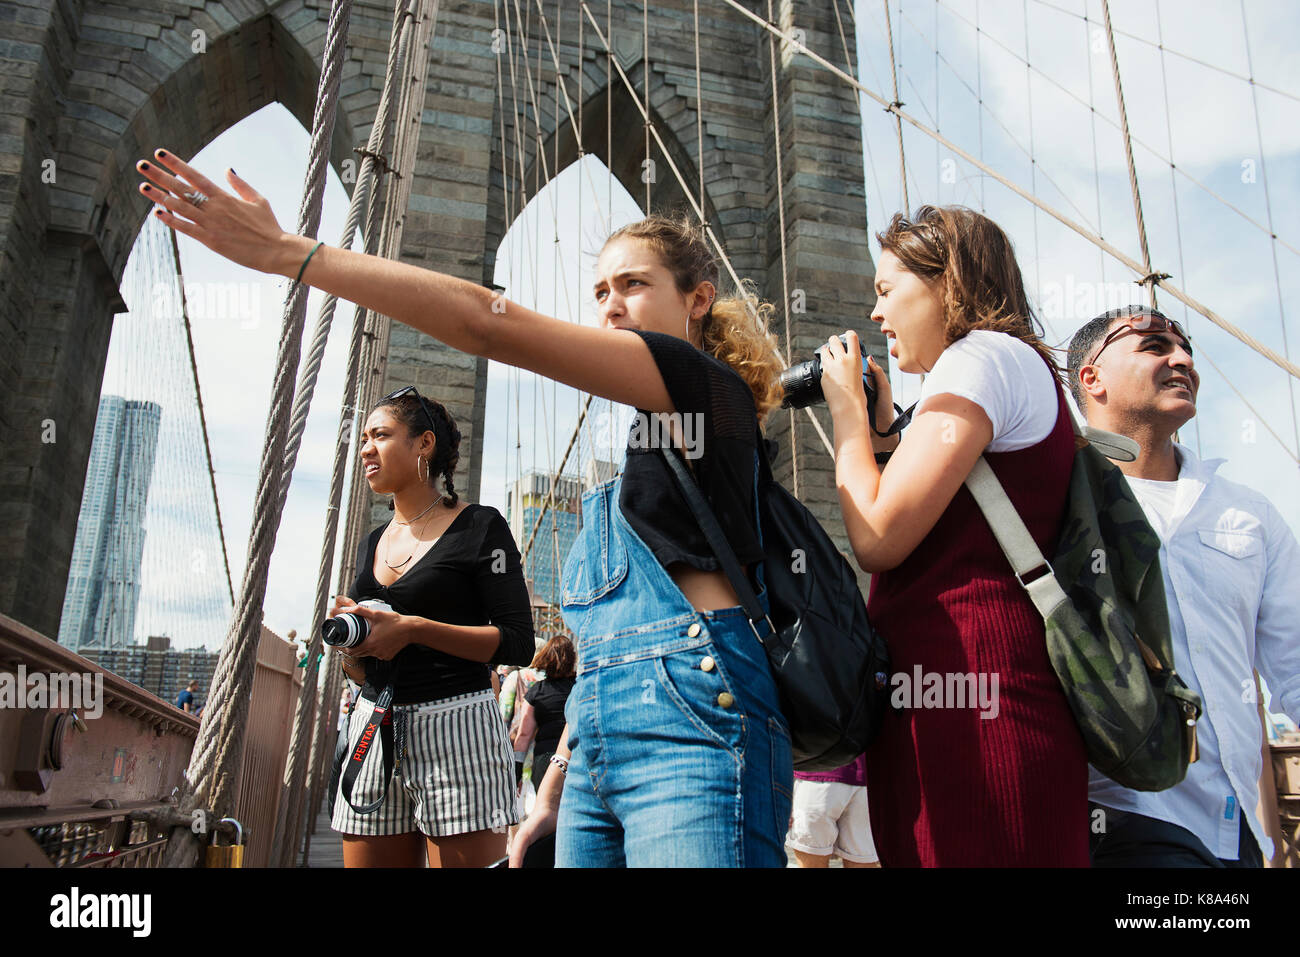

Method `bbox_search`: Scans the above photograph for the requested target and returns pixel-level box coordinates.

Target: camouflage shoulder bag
[964,424,1202,792]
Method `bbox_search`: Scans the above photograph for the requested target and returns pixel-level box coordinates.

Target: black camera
[780,334,880,411]
[780,335,910,437]
[321,599,392,649]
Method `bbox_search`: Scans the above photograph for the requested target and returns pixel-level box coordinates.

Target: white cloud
[850,0,1300,539]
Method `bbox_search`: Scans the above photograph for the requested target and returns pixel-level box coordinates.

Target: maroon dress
[866,380,1089,867]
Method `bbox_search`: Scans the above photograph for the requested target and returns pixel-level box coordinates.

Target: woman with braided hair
[328,387,535,867]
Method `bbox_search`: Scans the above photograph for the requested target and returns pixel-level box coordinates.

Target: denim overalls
[555,458,794,867]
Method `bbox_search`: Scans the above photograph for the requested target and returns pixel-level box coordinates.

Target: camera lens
[321,612,368,648]
[779,359,825,409]
[780,335,876,411]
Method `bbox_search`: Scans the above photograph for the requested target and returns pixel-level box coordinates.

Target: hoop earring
[416,455,428,484]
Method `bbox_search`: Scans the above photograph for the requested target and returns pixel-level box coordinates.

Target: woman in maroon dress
[819,206,1088,867]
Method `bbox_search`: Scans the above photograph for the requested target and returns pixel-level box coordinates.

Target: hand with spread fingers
[136,148,306,277]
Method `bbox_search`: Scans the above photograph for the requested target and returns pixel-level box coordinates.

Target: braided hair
[376,391,462,505]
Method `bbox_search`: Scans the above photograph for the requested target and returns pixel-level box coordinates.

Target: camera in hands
[321,599,393,649]
[780,334,880,411]
[780,334,913,438]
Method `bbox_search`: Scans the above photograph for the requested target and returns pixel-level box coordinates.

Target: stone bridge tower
[0,0,877,638]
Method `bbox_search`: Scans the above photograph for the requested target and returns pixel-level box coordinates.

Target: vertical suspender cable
[831,0,884,207]
[1153,3,1201,456]
[934,0,940,196]
[976,0,986,210]
[1083,7,1107,285]
[1238,0,1300,460]
[501,0,529,220]
[164,0,357,869]
[883,0,909,211]
[693,0,705,214]
[551,0,562,615]
[766,0,798,495]
[1022,0,1045,336]
[495,0,512,240]
[279,0,426,866]
[1100,0,1161,309]
[643,0,651,212]
[607,0,612,222]
[168,232,234,606]
[607,0,614,468]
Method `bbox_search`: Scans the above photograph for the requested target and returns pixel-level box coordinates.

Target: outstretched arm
[137,151,675,412]
[509,720,570,867]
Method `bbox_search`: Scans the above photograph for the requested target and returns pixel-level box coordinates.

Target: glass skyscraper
[506,470,582,607]
[58,395,163,651]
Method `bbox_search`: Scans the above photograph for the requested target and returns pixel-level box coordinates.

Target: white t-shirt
[916,329,1059,452]
[1125,475,1181,541]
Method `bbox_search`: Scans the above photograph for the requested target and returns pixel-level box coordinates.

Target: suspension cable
[1239,0,1300,460]
[767,0,798,496]
[716,0,1300,383]
[168,231,234,605]
[1100,0,1160,309]
[581,2,837,458]
[883,0,910,211]
[933,0,1300,260]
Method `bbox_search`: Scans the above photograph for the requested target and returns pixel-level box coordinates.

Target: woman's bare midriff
[668,563,745,613]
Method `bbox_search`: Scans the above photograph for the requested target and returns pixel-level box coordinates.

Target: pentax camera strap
[339,679,406,815]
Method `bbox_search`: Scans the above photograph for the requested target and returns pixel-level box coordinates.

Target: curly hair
[606,215,785,421]
[877,205,1059,376]
[375,391,463,505]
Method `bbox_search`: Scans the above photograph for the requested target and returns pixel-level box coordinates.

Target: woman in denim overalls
[548,435,790,866]
[519,218,795,867]
[135,152,793,866]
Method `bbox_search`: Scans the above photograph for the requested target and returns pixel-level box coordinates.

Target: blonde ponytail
[699,282,784,421]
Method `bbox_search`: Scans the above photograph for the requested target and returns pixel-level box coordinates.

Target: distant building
[506,470,582,607]
[58,395,162,651]
[79,635,220,710]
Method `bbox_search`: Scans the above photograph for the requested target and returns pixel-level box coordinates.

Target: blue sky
[100,1,1297,727]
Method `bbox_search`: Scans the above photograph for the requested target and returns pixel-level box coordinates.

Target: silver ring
[183,190,209,208]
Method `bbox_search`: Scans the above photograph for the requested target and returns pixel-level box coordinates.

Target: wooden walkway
[302,808,344,868]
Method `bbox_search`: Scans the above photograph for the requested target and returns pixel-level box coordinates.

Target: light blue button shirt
[1088,443,1300,860]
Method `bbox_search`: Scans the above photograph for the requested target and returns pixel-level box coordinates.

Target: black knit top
[349,504,535,705]
[618,330,764,571]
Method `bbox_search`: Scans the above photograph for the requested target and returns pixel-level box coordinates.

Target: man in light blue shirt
[1068,305,1300,867]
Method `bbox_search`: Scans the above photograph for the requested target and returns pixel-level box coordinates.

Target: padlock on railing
[205,817,245,868]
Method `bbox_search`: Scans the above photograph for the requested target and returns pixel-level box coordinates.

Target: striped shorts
[330,689,520,838]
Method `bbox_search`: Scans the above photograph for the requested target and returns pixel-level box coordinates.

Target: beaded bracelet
[549,754,570,775]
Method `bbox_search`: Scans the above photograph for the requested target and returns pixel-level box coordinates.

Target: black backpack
[660,431,891,771]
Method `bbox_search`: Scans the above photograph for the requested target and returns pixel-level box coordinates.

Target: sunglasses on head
[382,386,439,438]
[1088,311,1192,366]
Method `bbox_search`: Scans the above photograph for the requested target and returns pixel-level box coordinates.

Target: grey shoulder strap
[964,458,1071,620]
